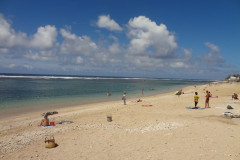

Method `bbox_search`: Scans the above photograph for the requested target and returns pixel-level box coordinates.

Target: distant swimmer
[107,92,111,96]
[122,92,126,105]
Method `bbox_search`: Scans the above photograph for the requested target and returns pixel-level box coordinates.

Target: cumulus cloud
[24,49,58,61]
[97,15,123,31]
[123,16,190,71]
[8,64,16,68]
[60,29,98,56]
[205,42,220,53]
[127,16,178,57]
[76,56,84,64]
[30,25,58,49]
[0,48,9,54]
[23,64,33,70]
[182,48,192,59]
[0,14,27,48]
[0,13,235,79]
[108,43,122,54]
[0,14,57,50]
[198,42,225,67]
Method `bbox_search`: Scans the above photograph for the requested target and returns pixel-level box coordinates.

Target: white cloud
[60,29,98,56]
[183,48,192,59]
[0,14,57,51]
[198,42,225,67]
[30,25,57,49]
[108,43,122,54]
[24,49,57,61]
[76,56,84,64]
[123,16,185,71]
[170,62,189,68]
[23,64,33,70]
[205,42,220,52]
[97,15,123,31]
[0,13,235,79]
[8,64,16,68]
[127,16,178,57]
[0,14,27,48]
[0,48,9,54]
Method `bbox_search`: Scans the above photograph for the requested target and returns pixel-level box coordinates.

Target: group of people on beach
[193,90,212,109]
[39,87,239,127]
[194,89,239,109]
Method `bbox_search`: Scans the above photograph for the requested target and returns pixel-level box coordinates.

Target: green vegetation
[225,74,240,81]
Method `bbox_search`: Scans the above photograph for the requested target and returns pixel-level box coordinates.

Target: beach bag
[107,115,112,122]
[45,136,56,148]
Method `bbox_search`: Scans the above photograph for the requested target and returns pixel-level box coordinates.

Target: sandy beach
[0,82,240,160]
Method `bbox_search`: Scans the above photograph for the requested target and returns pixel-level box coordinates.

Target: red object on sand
[50,121,55,126]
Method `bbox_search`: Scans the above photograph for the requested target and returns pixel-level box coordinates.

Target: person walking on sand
[122,92,126,105]
[205,91,211,108]
[193,92,199,109]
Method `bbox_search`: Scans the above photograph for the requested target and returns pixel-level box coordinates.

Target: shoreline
[1,82,240,160]
[0,83,190,120]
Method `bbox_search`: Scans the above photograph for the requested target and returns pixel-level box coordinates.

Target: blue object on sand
[40,126,53,129]
[186,107,204,110]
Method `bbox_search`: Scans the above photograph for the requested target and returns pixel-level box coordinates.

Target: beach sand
[0,82,240,160]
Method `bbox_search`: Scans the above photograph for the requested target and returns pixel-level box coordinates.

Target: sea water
[0,74,211,118]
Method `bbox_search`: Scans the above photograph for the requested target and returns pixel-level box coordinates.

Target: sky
[0,0,239,80]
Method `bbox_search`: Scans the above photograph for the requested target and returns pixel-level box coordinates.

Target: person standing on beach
[205,91,211,108]
[193,92,199,109]
[142,88,144,97]
[122,92,126,105]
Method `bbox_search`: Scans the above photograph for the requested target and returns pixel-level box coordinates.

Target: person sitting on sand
[176,89,184,97]
[193,92,199,109]
[40,115,49,126]
[232,93,238,99]
[137,99,142,102]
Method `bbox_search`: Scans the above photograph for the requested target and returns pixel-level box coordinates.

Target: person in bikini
[40,115,49,126]
[39,111,58,126]
[205,91,211,108]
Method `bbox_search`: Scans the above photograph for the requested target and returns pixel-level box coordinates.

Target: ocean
[0,74,211,118]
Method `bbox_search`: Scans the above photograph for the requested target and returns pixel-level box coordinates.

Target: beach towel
[223,112,233,116]
[186,107,204,110]
[215,107,227,109]
[40,126,53,129]
[142,105,153,107]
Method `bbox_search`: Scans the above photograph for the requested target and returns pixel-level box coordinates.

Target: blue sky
[0,0,239,80]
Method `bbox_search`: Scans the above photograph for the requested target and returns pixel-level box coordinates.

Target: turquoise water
[0,74,210,118]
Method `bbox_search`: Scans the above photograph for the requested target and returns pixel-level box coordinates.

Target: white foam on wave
[0,75,149,80]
